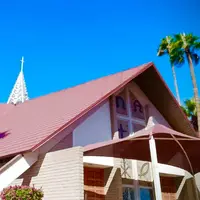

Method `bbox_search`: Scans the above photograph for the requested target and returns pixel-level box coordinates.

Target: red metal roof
[0,62,152,158]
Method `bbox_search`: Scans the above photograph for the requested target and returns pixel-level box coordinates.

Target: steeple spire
[7,57,29,105]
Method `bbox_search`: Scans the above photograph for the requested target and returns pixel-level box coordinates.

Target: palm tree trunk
[171,64,181,105]
[186,52,200,134]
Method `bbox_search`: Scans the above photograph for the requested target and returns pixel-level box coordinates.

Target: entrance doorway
[84,167,105,200]
[161,177,176,200]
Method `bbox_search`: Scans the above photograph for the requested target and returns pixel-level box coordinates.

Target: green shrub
[0,185,43,200]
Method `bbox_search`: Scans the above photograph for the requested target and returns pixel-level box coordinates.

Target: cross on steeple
[20,56,24,72]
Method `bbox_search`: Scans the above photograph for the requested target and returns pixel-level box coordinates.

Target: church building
[0,59,198,200]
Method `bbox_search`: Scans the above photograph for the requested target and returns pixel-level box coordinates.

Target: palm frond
[176,33,200,50]
[185,33,200,47]
[157,49,167,56]
[191,53,200,65]
[181,105,190,117]
[157,38,169,57]
[182,98,199,130]
[170,47,185,67]
[174,34,182,41]
[183,98,197,117]
[173,34,184,48]
[193,42,200,50]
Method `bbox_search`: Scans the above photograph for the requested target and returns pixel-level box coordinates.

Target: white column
[126,88,140,199]
[149,136,162,200]
[132,160,140,200]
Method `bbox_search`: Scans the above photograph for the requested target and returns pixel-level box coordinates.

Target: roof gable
[0,62,195,158]
[0,63,150,158]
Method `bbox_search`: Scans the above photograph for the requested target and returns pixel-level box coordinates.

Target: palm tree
[157,36,181,104]
[181,98,198,131]
[173,33,200,133]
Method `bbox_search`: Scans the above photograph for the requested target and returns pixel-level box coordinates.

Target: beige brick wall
[11,147,84,200]
[177,177,199,200]
[104,167,122,200]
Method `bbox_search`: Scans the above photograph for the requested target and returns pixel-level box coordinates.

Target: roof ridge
[21,62,153,103]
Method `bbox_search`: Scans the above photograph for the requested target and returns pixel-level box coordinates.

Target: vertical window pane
[140,188,153,200]
[130,92,145,120]
[117,120,129,138]
[123,187,135,200]
[116,90,127,116]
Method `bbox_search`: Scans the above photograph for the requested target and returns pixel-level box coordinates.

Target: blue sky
[0,0,199,103]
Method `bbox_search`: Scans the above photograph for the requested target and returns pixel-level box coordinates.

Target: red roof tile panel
[0,62,151,158]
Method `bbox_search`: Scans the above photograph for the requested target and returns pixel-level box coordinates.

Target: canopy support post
[149,135,162,200]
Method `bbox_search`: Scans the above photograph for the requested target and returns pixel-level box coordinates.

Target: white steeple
[7,57,29,104]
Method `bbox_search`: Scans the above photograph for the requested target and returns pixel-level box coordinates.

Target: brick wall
[11,147,84,200]
[160,177,176,200]
[84,167,105,200]
[177,177,198,200]
[104,167,122,200]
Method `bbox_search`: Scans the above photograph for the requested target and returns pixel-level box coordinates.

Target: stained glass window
[115,89,147,139]
[117,120,129,138]
[116,90,128,116]
[130,92,145,120]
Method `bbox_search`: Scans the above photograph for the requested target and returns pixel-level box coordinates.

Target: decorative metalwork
[121,159,131,178]
[138,162,150,178]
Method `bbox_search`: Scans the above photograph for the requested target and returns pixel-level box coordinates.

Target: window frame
[115,87,147,138]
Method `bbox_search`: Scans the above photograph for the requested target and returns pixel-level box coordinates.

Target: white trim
[158,163,185,177]
[126,88,134,135]
[117,114,146,127]
[0,152,38,191]
[149,136,162,200]
[83,156,114,167]
[176,176,187,199]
